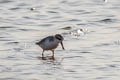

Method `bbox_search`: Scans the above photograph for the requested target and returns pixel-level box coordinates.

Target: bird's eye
[55,34,63,41]
[55,36,62,40]
[56,37,62,40]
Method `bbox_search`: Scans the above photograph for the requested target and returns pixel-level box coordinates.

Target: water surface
[0,0,120,80]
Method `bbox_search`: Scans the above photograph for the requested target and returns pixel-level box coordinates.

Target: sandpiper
[36,34,65,57]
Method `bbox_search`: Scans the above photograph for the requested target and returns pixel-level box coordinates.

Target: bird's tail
[35,42,39,45]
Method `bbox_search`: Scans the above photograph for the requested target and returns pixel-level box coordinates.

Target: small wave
[98,18,116,23]
[114,40,120,45]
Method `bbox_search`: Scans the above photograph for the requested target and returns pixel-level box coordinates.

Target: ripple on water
[8,6,21,11]
[61,25,86,38]
[60,26,72,30]
[6,41,19,44]
[80,51,92,54]
[0,0,12,3]
[47,11,59,14]
[98,18,117,23]
[94,42,112,47]
[0,26,16,30]
[0,0,120,80]
[67,19,81,22]
[37,24,54,27]
[114,40,120,45]
[0,38,13,42]
[18,29,39,31]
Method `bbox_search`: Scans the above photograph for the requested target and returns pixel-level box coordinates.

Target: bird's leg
[51,49,55,58]
[51,49,55,60]
[42,50,44,57]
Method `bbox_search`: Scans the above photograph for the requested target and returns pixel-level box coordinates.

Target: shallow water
[0,0,120,80]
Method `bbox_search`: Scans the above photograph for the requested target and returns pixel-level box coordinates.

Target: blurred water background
[0,0,120,80]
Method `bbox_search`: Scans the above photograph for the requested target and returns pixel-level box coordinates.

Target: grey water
[0,0,120,80]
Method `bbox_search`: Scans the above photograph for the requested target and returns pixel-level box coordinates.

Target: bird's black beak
[60,42,65,50]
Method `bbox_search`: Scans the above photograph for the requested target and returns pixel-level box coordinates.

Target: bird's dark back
[36,36,54,45]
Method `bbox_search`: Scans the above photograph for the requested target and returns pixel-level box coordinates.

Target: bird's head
[55,34,65,50]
